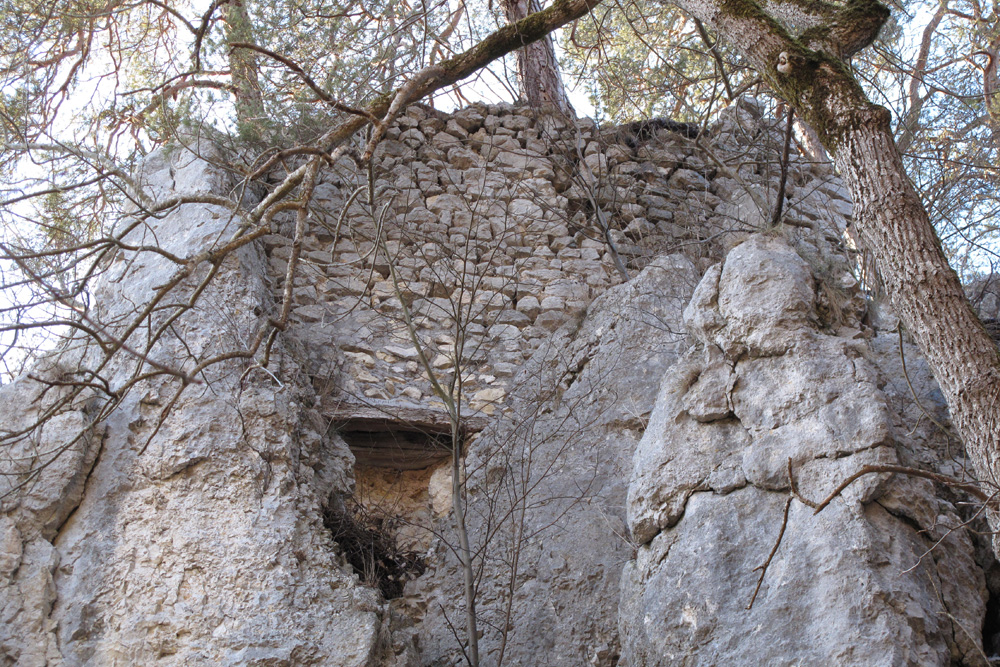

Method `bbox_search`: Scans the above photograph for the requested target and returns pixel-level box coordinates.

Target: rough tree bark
[665,0,1000,541]
[982,34,1000,130]
[502,0,576,114]
[223,0,265,139]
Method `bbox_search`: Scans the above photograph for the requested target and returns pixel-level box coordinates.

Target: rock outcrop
[400,252,699,665]
[621,235,987,666]
[1,149,383,666]
[0,103,992,667]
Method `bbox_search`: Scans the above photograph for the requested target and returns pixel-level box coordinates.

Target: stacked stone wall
[262,100,855,420]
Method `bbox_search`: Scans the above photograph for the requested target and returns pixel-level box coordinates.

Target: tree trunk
[667,0,1000,544]
[983,35,1000,131]
[792,118,829,163]
[223,0,265,140]
[502,0,575,115]
[833,106,1000,508]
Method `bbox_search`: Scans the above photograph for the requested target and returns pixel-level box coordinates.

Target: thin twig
[811,464,990,514]
[229,42,379,122]
[896,323,957,441]
[769,106,794,227]
[572,126,630,281]
[747,496,792,609]
[694,19,734,100]
[787,458,819,509]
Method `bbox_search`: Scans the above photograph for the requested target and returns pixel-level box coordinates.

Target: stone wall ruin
[1,100,995,667]
[264,99,854,466]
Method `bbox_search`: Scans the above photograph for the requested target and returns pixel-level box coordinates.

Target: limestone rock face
[1,147,382,666]
[621,235,987,666]
[0,357,104,666]
[401,253,700,666]
[0,104,992,667]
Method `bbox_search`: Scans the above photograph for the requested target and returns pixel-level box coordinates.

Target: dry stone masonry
[1,101,994,667]
[263,99,853,427]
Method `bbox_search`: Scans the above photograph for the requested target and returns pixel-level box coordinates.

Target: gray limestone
[1,147,382,666]
[0,104,991,667]
[621,235,987,666]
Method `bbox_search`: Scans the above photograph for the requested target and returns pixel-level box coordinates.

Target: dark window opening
[328,400,489,471]
[340,429,450,470]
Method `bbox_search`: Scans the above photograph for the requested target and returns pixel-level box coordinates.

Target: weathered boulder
[1,147,383,666]
[621,235,987,666]
[0,355,104,666]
